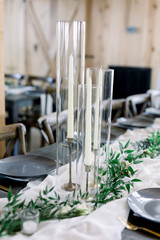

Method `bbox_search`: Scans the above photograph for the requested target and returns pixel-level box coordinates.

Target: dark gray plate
[117,117,151,128]
[0,155,56,179]
[128,188,160,223]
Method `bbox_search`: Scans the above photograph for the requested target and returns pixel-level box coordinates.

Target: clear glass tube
[77,68,114,195]
[56,21,86,192]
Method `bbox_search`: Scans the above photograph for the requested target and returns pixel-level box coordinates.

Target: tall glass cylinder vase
[56,21,86,192]
[77,68,102,195]
[78,68,114,196]
[100,69,114,162]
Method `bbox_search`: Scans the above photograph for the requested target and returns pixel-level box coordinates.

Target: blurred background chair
[111,99,126,122]
[101,98,126,124]
[37,110,68,145]
[125,93,152,117]
[45,85,56,113]
[18,75,55,150]
[5,73,25,86]
[101,98,126,143]
[0,123,26,159]
[25,75,55,89]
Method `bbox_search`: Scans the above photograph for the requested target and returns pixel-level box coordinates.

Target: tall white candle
[93,68,102,150]
[67,54,74,139]
[84,75,92,166]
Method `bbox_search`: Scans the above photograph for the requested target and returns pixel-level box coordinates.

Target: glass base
[61,183,80,192]
[82,193,94,202]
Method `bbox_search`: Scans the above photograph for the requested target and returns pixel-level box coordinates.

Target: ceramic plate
[128,188,160,222]
[5,86,36,95]
[28,139,82,165]
[145,107,160,117]
[117,117,151,128]
[0,155,56,179]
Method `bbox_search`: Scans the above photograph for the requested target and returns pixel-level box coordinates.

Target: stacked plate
[0,155,56,181]
[128,188,160,223]
[116,117,152,129]
[145,107,160,117]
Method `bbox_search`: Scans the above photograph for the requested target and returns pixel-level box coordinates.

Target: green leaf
[134,160,143,164]
[7,187,12,202]
[124,140,130,149]
[124,150,134,154]
[125,183,130,193]
[115,153,120,159]
[131,179,142,182]
[128,166,135,175]
[119,142,123,154]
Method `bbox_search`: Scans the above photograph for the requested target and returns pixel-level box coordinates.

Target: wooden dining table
[0,112,160,239]
[0,112,156,197]
[5,93,41,124]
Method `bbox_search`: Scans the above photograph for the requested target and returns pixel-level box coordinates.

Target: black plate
[0,155,56,179]
[128,188,160,223]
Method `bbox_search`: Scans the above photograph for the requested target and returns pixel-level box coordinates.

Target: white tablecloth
[1,119,160,240]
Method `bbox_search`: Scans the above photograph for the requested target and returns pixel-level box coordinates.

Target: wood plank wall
[0,0,5,125]
[0,0,5,157]
[3,0,160,88]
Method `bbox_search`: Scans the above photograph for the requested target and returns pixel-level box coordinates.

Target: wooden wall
[0,0,5,125]
[3,0,160,88]
[0,0,5,157]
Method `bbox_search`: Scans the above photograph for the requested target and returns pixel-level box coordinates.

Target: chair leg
[25,126,31,151]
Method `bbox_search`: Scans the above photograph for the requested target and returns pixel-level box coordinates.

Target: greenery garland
[1,131,160,236]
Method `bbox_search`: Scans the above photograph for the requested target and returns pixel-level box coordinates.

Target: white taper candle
[93,68,102,149]
[84,75,92,166]
[67,54,74,139]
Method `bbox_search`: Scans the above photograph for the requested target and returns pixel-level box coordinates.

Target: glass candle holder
[99,69,114,161]
[77,73,102,195]
[56,21,86,192]
[21,209,39,235]
[78,68,114,196]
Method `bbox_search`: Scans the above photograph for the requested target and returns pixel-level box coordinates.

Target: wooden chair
[125,93,152,117]
[37,110,68,144]
[18,75,55,149]
[5,73,25,86]
[25,75,55,89]
[101,98,126,123]
[0,123,26,159]
[45,85,56,113]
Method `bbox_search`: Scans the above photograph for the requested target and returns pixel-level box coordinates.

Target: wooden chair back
[125,93,152,117]
[101,98,126,122]
[5,73,25,86]
[25,75,55,89]
[37,110,68,144]
[0,123,26,158]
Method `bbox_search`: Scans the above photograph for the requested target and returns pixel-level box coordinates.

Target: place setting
[120,188,160,239]
[0,154,57,199]
[115,117,153,129]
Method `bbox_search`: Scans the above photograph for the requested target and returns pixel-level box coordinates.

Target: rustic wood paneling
[0,0,5,157]
[4,0,25,73]
[0,0,5,124]
[3,0,160,88]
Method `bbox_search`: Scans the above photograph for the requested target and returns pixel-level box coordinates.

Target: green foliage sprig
[1,131,160,236]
